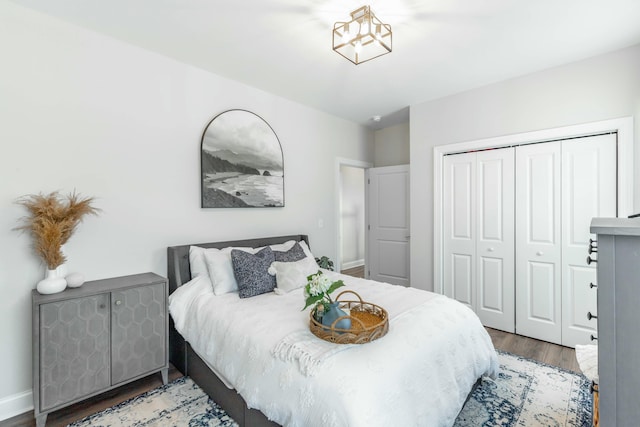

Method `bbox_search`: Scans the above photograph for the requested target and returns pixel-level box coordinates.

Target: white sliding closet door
[443,152,476,309]
[561,134,616,347]
[443,149,515,332]
[515,142,562,344]
[476,149,515,332]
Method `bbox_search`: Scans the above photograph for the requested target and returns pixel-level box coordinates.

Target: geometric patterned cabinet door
[111,283,165,385]
[39,294,110,411]
[33,272,168,427]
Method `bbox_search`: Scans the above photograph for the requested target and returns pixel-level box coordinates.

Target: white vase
[36,269,67,295]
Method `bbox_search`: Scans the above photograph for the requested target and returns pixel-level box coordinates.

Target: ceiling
[12,0,640,129]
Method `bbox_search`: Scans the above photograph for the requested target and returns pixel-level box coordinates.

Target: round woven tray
[309,290,389,344]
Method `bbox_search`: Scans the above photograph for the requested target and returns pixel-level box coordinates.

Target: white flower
[303,270,345,315]
[309,281,322,296]
[317,275,332,293]
[307,273,326,296]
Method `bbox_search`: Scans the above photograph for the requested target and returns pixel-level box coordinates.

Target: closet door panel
[476,149,515,332]
[452,254,473,306]
[561,134,616,346]
[528,261,557,321]
[516,142,562,344]
[443,152,476,310]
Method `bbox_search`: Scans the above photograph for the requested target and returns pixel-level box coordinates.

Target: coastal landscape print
[201,110,284,208]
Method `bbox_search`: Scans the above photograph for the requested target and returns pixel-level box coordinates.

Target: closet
[442,133,616,347]
[443,148,515,333]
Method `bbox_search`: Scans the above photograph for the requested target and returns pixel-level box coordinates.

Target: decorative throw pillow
[269,256,320,295]
[231,247,276,298]
[203,246,258,295]
[273,242,307,263]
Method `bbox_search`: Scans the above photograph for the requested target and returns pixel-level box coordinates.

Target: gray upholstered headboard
[166,234,310,294]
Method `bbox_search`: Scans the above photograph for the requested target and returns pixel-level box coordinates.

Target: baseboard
[0,389,33,421]
[341,259,364,270]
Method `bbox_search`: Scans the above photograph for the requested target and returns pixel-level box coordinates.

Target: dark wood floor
[341,265,364,278]
[486,327,579,372]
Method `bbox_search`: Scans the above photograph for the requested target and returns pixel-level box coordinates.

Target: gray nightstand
[32,272,169,427]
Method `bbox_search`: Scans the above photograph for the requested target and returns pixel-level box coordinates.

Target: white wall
[373,122,410,167]
[340,166,365,268]
[0,2,373,417]
[410,43,640,291]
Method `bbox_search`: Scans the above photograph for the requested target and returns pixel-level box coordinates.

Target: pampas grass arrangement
[15,191,100,269]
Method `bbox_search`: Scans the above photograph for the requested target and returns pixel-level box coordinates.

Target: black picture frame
[200,109,284,208]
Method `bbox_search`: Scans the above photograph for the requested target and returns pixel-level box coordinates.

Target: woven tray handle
[335,290,364,303]
[330,314,366,330]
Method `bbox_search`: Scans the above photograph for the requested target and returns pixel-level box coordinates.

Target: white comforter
[169,271,499,427]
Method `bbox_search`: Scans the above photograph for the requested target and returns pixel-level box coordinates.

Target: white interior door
[367,165,410,286]
[476,149,515,332]
[561,134,617,347]
[443,153,476,309]
[516,142,562,344]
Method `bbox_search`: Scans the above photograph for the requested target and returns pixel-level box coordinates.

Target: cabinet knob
[587,311,598,321]
[590,334,598,341]
[536,251,544,256]
[487,247,495,252]
[586,256,597,265]
[589,238,598,254]
[589,282,597,289]
[115,300,122,306]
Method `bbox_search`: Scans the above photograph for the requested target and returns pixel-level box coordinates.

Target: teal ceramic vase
[322,302,351,330]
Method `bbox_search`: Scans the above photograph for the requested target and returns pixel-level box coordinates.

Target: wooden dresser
[32,272,168,427]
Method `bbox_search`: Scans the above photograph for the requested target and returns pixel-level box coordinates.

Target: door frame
[335,158,373,273]
[433,117,633,294]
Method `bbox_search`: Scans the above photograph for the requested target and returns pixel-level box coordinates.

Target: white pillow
[269,256,320,295]
[200,240,311,296]
[189,246,209,278]
[203,246,258,295]
[269,240,297,252]
[298,240,315,260]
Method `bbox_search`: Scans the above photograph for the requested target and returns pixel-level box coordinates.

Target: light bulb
[360,19,370,35]
[341,24,352,44]
[354,40,362,54]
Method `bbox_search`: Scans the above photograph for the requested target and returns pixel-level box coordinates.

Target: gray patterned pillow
[231,247,276,298]
[273,242,307,263]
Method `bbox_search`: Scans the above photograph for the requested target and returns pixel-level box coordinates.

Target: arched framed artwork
[201,110,284,208]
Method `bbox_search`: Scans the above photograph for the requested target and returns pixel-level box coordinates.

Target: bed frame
[168,234,480,426]
[167,235,309,427]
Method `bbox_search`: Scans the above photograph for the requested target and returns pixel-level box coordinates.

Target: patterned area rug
[69,352,592,427]
[67,377,238,427]
[455,352,592,427]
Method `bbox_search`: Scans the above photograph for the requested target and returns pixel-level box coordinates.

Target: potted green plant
[314,255,334,271]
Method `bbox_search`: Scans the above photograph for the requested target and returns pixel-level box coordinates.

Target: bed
[167,235,498,427]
